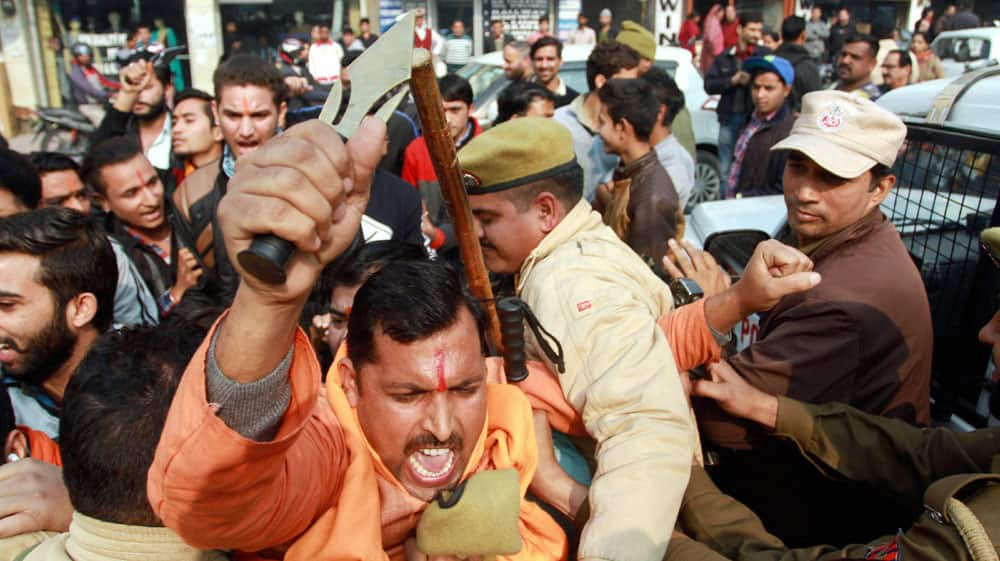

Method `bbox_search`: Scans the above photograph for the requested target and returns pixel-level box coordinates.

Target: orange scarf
[285,366,566,561]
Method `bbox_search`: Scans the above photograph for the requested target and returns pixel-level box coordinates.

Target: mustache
[405,432,463,456]
[0,337,25,353]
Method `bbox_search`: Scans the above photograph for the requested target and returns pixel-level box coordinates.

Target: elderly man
[148,119,566,560]
[697,91,933,547]
[461,116,820,561]
[503,40,533,81]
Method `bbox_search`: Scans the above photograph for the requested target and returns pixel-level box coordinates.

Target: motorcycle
[32,106,96,157]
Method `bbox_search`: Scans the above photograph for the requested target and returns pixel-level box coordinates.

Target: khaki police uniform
[460,117,699,561]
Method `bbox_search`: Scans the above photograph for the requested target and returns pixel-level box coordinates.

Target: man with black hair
[93,55,176,189]
[172,54,288,304]
[309,23,345,85]
[484,19,514,53]
[359,17,378,48]
[705,11,770,186]
[946,0,981,30]
[31,151,159,327]
[696,91,932,546]
[16,323,228,561]
[880,49,913,94]
[774,15,822,112]
[444,20,473,72]
[495,81,555,124]
[553,40,639,200]
[593,78,680,268]
[82,136,202,319]
[0,208,116,438]
[171,89,224,182]
[530,36,577,108]
[832,33,882,101]
[402,74,481,257]
[150,164,568,560]
[826,8,855,64]
[0,149,41,218]
[642,67,695,210]
[278,37,330,112]
[727,56,795,198]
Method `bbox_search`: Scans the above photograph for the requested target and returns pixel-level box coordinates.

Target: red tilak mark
[434,350,446,392]
[135,170,145,187]
[242,94,252,117]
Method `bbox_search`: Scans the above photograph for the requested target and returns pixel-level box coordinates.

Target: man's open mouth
[407,447,457,483]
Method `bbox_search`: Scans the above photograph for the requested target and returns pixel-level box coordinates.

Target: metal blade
[319,11,416,138]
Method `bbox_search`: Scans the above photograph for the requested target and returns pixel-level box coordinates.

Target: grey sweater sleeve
[204,326,294,442]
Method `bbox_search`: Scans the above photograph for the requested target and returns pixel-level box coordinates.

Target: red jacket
[401,119,482,250]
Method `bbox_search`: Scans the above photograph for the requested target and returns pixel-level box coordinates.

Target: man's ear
[594,74,607,90]
[66,292,99,330]
[4,429,28,461]
[340,358,361,407]
[93,191,110,212]
[211,100,221,127]
[534,191,561,233]
[277,101,288,130]
[619,118,635,140]
[868,173,896,209]
[656,104,667,126]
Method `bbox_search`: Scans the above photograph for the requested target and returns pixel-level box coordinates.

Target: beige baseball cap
[771,90,907,179]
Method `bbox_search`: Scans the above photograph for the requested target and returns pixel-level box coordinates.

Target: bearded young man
[149,119,567,559]
[0,208,116,438]
[93,57,176,189]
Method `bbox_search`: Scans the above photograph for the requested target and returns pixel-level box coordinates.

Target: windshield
[458,63,509,99]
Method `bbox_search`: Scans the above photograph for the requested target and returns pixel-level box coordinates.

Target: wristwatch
[668,277,704,307]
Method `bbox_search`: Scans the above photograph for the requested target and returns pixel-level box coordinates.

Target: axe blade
[319,11,416,137]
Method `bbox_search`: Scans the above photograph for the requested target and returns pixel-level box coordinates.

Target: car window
[460,64,509,99]
[935,37,992,62]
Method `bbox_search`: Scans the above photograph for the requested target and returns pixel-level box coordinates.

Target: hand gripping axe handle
[237,12,416,285]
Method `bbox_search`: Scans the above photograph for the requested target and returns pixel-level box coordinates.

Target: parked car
[683,67,1000,428]
[456,45,722,210]
[931,27,1000,78]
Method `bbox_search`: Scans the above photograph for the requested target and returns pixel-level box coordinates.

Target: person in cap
[695,91,933,547]
[726,55,796,198]
[460,116,823,561]
[592,78,681,268]
[147,119,568,560]
[597,9,614,41]
[616,20,698,160]
[704,11,769,189]
[675,271,1000,561]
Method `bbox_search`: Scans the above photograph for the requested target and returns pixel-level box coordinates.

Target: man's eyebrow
[0,290,23,299]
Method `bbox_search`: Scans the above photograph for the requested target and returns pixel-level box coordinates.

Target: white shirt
[146,112,172,171]
[309,40,345,85]
[654,135,696,210]
[568,27,596,45]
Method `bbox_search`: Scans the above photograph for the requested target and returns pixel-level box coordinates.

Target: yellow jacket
[517,199,697,561]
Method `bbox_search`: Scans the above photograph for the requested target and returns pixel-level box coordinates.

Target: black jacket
[734,104,795,197]
[774,43,822,113]
[278,61,331,111]
[704,45,772,123]
[827,22,855,63]
[93,107,179,193]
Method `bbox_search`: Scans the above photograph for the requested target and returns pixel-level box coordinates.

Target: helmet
[280,37,307,64]
[70,43,93,58]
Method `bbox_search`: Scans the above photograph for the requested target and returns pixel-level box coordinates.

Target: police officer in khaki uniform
[671,229,1000,561]
[457,117,822,561]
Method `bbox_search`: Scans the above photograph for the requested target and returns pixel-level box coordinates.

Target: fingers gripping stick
[237,12,416,284]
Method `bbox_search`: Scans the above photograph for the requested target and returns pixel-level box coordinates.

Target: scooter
[32,106,96,157]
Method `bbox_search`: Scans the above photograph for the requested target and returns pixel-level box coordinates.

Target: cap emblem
[817,104,846,133]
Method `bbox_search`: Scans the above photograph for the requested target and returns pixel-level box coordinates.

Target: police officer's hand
[731,239,820,318]
[693,361,779,430]
[0,459,72,537]
[663,238,731,298]
[219,117,385,306]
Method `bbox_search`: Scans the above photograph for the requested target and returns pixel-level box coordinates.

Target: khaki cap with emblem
[616,20,655,61]
[459,117,580,194]
[771,90,907,179]
[983,228,1000,268]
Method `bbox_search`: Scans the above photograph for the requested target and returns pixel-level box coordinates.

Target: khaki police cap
[616,20,655,61]
[771,90,906,179]
[459,117,578,194]
[983,228,1000,266]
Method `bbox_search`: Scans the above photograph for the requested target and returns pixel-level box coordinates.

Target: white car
[931,27,1000,78]
[456,45,722,210]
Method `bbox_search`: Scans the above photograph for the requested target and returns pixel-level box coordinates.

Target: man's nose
[239,116,254,136]
[422,394,455,443]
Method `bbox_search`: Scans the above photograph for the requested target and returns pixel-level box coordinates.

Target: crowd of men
[0,6,997,561]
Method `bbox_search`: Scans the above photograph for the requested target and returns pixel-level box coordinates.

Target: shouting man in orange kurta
[147,118,566,561]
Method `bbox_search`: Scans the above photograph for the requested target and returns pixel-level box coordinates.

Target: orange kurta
[148,324,566,561]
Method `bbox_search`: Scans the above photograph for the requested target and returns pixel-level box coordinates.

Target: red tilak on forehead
[242,94,251,116]
[135,170,145,187]
[434,349,446,392]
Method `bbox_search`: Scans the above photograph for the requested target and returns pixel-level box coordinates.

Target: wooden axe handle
[410,49,503,353]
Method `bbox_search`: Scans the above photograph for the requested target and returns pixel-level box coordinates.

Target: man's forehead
[219,86,276,109]
[0,253,43,288]
[175,98,210,114]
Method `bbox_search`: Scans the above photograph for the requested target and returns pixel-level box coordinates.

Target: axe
[237,12,504,352]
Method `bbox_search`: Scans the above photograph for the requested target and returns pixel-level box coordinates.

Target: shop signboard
[380,0,404,32]
[556,0,580,41]
[654,0,684,45]
[484,0,550,40]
